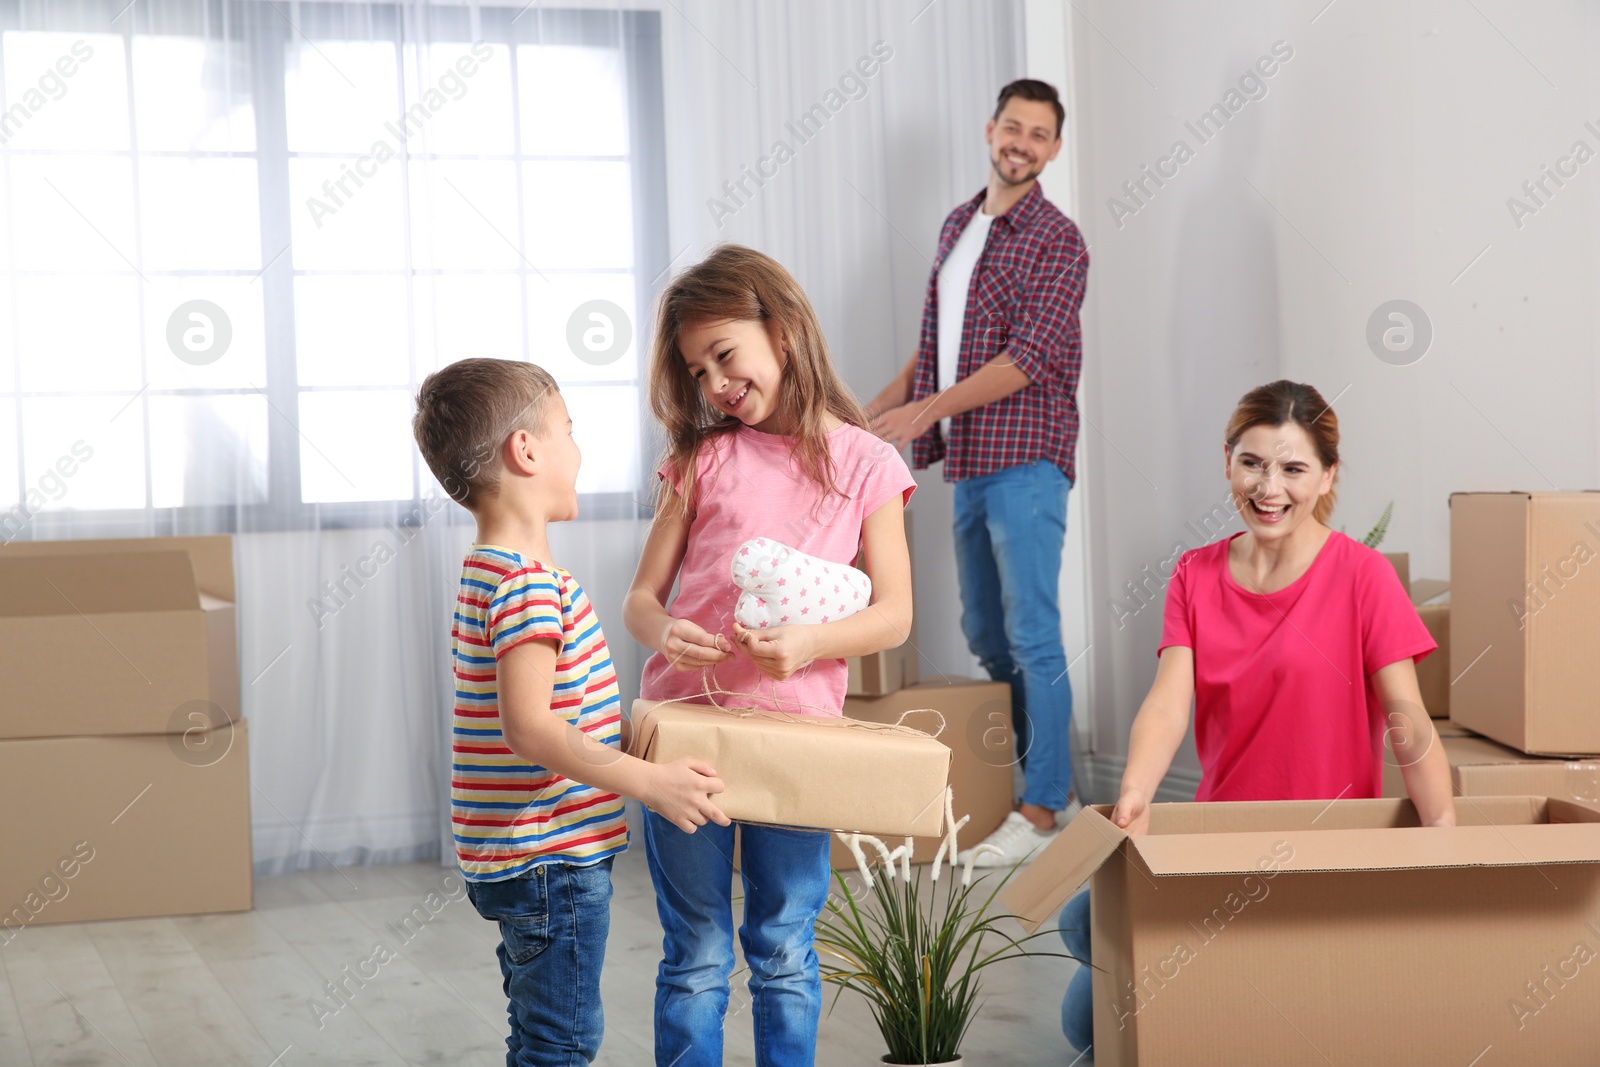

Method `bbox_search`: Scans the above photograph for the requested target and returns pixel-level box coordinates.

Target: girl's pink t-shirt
[640,423,917,717]
[1158,530,1436,802]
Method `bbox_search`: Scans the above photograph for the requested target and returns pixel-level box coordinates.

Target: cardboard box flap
[0,535,234,601]
[1409,578,1449,606]
[0,551,200,617]
[1000,806,1126,931]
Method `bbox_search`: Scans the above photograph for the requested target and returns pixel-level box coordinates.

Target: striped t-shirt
[451,545,628,881]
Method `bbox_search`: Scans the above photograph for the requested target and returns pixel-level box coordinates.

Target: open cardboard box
[1450,491,1600,754]
[0,535,238,738]
[1004,796,1600,1066]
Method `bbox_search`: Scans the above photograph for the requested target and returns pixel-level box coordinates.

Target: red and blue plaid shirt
[910,183,1088,484]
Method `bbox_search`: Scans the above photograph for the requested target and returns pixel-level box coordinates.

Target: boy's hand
[661,618,733,672]
[733,623,816,682]
[644,758,730,833]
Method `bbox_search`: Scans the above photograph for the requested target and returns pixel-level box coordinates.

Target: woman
[1060,380,1455,1054]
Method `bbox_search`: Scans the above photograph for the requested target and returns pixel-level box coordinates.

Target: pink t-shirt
[1158,531,1436,802]
[640,423,917,717]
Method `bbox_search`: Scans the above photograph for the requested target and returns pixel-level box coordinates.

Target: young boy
[413,357,728,1066]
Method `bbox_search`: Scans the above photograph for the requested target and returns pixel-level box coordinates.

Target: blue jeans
[466,858,615,1067]
[643,810,832,1067]
[1060,889,1093,1054]
[953,459,1075,810]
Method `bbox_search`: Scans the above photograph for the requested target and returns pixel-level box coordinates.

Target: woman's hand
[660,618,732,672]
[733,623,816,682]
[1110,787,1151,836]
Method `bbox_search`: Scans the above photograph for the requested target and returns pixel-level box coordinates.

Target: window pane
[408,160,521,270]
[1,32,128,151]
[523,162,632,269]
[402,42,513,155]
[298,389,413,503]
[287,157,406,270]
[143,277,267,390]
[413,274,523,373]
[139,158,262,272]
[0,400,17,512]
[149,395,268,507]
[517,45,628,157]
[564,384,638,495]
[21,396,144,511]
[131,36,256,152]
[284,40,399,153]
[14,276,141,393]
[527,273,636,384]
[294,276,410,386]
[8,155,137,272]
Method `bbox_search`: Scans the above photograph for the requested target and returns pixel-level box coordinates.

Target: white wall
[1045,0,1600,794]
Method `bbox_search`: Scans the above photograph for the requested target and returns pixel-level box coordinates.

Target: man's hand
[642,758,730,833]
[661,618,733,672]
[733,623,817,682]
[869,401,934,450]
[1110,787,1151,836]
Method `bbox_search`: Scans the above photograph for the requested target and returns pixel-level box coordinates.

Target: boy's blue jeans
[466,858,615,1067]
[643,811,832,1067]
[1060,888,1094,1054]
[953,459,1076,810]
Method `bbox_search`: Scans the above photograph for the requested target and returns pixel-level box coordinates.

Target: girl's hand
[733,623,816,682]
[661,618,732,672]
[1111,787,1151,836]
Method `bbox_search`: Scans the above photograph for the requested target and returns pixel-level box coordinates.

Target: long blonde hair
[648,244,866,517]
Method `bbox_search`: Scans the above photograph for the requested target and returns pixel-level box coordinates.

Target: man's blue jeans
[466,857,615,1067]
[643,811,832,1067]
[953,459,1075,810]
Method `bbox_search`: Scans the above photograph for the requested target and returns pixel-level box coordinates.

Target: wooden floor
[0,849,1083,1066]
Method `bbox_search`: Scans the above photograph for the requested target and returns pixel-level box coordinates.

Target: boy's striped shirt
[451,545,627,880]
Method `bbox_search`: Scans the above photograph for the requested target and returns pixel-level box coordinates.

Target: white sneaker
[1058,794,1085,827]
[956,811,1058,868]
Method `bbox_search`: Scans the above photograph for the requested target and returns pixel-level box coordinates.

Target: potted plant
[815,792,1082,1065]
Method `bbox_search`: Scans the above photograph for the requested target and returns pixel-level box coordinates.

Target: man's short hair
[994,78,1064,139]
[413,358,558,508]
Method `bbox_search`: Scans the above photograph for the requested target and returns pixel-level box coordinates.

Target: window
[0,2,668,536]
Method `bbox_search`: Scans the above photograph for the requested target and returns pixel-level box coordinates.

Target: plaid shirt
[910,183,1088,484]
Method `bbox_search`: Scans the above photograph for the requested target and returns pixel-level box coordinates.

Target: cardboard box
[1409,580,1451,719]
[846,521,919,696]
[0,536,239,739]
[1004,796,1600,1066]
[0,719,252,929]
[829,679,1014,868]
[1433,731,1600,802]
[1450,492,1600,754]
[629,699,950,837]
[1382,551,1410,591]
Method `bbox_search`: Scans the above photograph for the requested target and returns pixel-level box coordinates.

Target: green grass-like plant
[1362,500,1393,548]
[816,808,1080,1065]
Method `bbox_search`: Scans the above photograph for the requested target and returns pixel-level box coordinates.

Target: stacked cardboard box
[1384,553,1450,718]
[0,536,252,931]
[846,520,919,696]
[1450,492,1600,755]
[1004,795,1600,1066]
[828,679,1014,869]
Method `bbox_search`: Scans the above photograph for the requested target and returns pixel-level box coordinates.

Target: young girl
[623,244,916,1067]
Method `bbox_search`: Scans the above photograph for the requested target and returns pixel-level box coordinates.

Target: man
[868,78,1087,866]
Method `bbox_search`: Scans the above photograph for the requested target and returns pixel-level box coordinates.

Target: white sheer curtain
[0,0,1023,874]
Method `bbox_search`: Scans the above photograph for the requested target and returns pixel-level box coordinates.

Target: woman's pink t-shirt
[1158,531,1436,802]
[639,423,917,717]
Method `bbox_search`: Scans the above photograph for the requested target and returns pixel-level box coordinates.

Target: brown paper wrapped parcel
[628,699,951,837]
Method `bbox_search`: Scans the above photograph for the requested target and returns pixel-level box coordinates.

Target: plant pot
[880,1056,960,1066]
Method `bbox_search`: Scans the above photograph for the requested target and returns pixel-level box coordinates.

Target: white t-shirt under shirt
[936,206,995,439]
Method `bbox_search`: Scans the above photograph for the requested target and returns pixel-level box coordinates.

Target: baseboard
[1079,753,1202,807]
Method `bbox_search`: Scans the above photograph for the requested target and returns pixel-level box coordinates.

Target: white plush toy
[731,537,872,629]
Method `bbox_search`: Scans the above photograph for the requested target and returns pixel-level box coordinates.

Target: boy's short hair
[413,358,559,508]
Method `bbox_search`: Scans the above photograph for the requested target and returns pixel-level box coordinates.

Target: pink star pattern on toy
[729,537,873,630]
